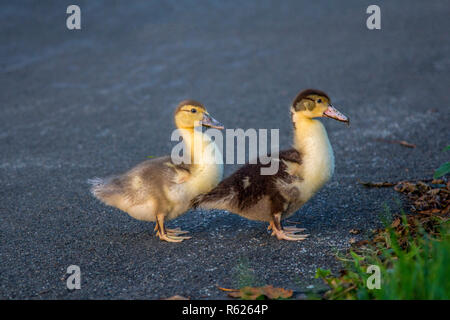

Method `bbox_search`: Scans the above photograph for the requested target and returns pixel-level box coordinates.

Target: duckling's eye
[317,99,322,103]
[191,108,197,113]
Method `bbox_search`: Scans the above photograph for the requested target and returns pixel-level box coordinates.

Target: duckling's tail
[191,189,234,211]
[88,177,121,207]
[191,193,205,209]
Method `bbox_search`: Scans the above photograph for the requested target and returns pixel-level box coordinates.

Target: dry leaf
[394,180,449,217]
[163,295,189,300]
[358,180,396,188]
[262,286,293,300]
[349,229,361,235]
[391,218,401,228]
[222,285,293,300]
[354,240,369,247]
[351,178,449,256]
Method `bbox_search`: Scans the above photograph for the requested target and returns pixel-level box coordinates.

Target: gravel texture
[0,0,449,299]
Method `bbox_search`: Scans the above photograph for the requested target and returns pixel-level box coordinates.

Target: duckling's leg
[269,213,309,241]
[153,225,190,235]
[155,214,191,242]
[268,223,304,233]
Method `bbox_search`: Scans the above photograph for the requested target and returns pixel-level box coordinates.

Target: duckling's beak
[201,113,224,129]
[323,105,350,125]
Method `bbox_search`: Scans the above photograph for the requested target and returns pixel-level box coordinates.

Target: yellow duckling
[192,89,349,241]
[89,100,224,242]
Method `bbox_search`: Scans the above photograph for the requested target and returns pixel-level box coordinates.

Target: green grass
[376,229,450,299]
[316,216,449,300]
[433,145,450,179]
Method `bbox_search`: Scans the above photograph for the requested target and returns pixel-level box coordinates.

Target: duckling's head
[174,100,224,130]
[291,89,349,125]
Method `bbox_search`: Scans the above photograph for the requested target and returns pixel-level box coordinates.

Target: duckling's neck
[292,115,335,198]
[178,126,224,192]
[178,127,223,168]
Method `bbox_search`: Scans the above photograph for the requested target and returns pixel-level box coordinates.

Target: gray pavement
[0,0,449,299]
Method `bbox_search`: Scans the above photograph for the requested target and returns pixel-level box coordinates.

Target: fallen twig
[358,180,396,188]
[217,286,239,292]
[374,138,416,148]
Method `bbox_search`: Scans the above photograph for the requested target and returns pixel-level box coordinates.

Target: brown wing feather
[192,149,302,218]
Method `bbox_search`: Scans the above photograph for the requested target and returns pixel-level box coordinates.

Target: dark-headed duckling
[89,100,224,242]
[192,89,349,241]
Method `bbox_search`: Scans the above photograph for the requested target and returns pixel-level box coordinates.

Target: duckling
[89,100,224,242]
[192,89,349,241]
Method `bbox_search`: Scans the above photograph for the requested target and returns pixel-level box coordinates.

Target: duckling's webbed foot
[166,227,190,235]
[269,213,309,241]
[154,214,191,243]
[153,225,190,236]
[283,226,306,233]
[157,231,191,242]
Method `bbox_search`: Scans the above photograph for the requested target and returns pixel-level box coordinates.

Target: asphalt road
[1,0,449,299]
